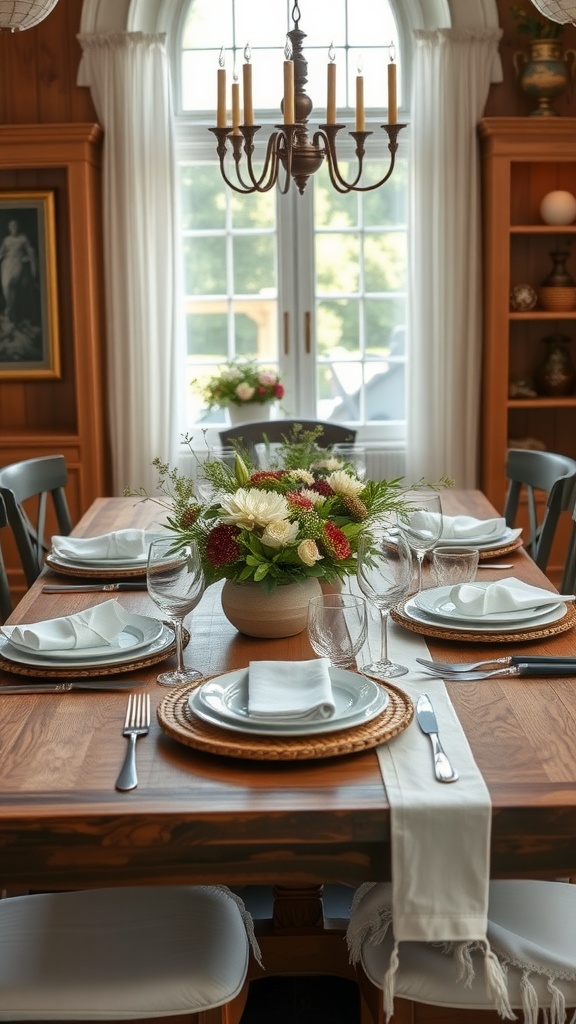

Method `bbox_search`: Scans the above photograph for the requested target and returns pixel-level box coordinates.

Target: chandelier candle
[217,50,226,128]
[283,51,295,123]
[327,48,337,124]
[231,74,241,134]
[355,63,365,132]
[242,47,254,125]
[388,59,397,124]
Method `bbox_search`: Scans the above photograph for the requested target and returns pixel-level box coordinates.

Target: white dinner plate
[413,586,563,626]
[189,667,389,737]
[403,596,567,634]
[0,618,172,669]
[48,552,150,570]
[433,526,522,551]
[1,614,164,661]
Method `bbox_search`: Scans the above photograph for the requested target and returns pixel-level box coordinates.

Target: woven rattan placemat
[0,625,187,679]
[391,601,576,644]
[45,555,147,580]
[157,677,414,761]
[478,536,523,560]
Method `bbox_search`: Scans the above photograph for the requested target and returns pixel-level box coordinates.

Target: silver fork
[115,693,151,792]
[416,655,576,674]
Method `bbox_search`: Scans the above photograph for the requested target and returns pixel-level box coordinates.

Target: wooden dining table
[1,488,576,908]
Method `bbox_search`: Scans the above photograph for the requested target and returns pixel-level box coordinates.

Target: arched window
[174,0,412,441]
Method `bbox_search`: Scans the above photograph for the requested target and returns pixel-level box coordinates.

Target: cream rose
[235,382,256,401]
[297,539,323,567]
[261,519,299,548]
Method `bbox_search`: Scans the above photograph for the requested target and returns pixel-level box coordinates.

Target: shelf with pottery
[480,119,576,578]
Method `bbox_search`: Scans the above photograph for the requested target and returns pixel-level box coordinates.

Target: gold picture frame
[0,190,60,380]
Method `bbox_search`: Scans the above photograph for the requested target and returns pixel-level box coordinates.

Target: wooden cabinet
[479,118,576,577]
[0,124,109,601]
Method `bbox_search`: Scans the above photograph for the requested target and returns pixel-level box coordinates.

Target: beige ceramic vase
[220,577,322,637]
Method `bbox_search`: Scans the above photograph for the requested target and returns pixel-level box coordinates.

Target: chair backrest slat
[503,449,576,571]
[0,455,73,588]
[0,494,13,623]
[218,419,356,457]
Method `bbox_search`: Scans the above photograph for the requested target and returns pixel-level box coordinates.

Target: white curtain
[77,32,181,495]
[406,29,502,488]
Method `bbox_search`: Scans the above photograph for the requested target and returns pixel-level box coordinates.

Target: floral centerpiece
[133,427,446,592]
[196,359,284,412]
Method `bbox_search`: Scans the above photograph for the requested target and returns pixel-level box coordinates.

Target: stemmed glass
[356,523,413,679]
[307,593,368,669]
[146,537,205,686]
[401,491,443,594]
[331,444,367,481]
[196,446,237,502]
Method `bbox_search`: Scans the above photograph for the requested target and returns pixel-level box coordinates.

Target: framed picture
[0,190,60,380]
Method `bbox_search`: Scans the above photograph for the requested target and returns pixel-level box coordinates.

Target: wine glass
[331,444,367,481]
[356,523,413,679]
[401,490,443,593]
[196,446,237,502]
[146,538,205,686]
[307,593,368,669]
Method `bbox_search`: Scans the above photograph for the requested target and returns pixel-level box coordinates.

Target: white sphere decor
[540,190,576,226]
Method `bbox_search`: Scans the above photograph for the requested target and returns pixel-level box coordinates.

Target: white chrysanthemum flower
[298,539,323,566]
[220,488,290,531]
[236,382,255,401]
[289,468,315,486]
[222,367,243,381]
[261,519,299,548]
[326,470,364,497]
[300,488,325,507]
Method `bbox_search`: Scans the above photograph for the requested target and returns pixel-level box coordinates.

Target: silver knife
[415,693,459,783]
[42,584,148,592]
[0,680,148,694]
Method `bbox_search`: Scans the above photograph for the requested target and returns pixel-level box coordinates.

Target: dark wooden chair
[0,455,73,587]
[561,498,576,594]
[0,493,13,623]
[503,448,576,572]
[219,419,356,459]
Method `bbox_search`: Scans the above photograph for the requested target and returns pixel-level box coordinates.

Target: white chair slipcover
[347,880,576,1024]
[0,885,260,1020]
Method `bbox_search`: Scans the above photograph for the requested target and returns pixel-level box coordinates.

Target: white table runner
[351,606,511,1019]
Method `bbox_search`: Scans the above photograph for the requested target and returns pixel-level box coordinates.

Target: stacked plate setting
[404,583,568,635]
[188,668,390,737]
[0,614,173,671]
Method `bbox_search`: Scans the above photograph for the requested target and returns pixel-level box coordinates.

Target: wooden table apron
[0,492,575,891]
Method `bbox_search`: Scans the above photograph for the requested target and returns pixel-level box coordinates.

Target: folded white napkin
[2,599,134,651]
[450,577,575,617]
[51,529,165,561]
[247,658,335,721]
[438,514,507,543]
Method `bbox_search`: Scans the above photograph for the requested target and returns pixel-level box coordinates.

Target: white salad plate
[433,526,522,550]
[413,586,563,626]
[189,667,389,737]
[48,552,150,570]
[403,596,567,634]
[0,617,171,668]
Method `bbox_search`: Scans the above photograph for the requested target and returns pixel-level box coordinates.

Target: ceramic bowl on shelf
[539,286,576,312]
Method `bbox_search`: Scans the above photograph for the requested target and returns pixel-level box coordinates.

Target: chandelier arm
[240,129,285,191]
[316,124,406,193]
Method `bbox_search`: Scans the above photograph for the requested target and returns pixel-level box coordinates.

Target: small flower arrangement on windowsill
[196,359,284,413]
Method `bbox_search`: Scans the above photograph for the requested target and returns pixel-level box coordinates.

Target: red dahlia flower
[206,523,241,566]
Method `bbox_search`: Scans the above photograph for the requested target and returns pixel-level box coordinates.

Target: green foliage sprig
[510,4,563,39]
